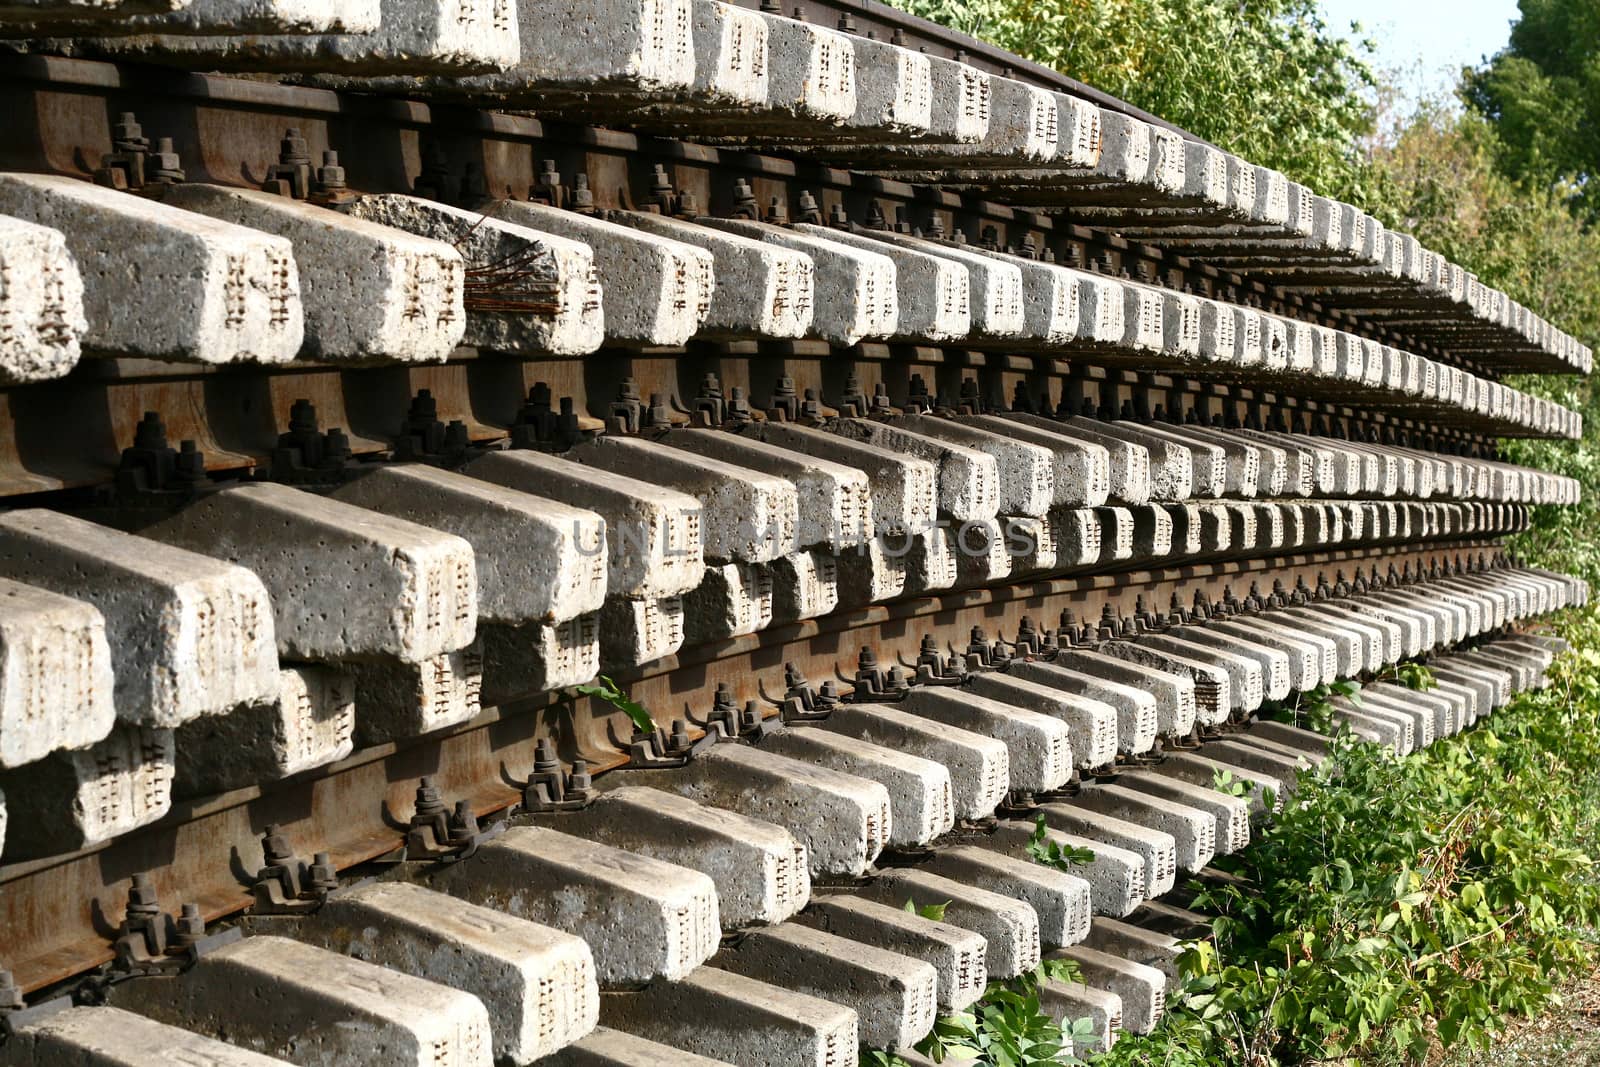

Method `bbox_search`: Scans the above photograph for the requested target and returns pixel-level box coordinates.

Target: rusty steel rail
[0,56,1498,378]
[0,354,1507,502]
[0,54,1530,513]
[0,535,1504,994]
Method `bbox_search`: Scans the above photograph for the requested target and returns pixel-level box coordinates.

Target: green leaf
[575,674,656,733]
[1025,813,1094,873]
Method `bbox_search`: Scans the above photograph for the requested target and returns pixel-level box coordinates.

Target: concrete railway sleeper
[0,3,1588,1063]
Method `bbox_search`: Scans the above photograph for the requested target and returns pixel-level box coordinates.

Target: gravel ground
[1435,968,1600,1066]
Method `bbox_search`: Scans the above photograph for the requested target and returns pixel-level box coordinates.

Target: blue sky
[1319,0,1521,102]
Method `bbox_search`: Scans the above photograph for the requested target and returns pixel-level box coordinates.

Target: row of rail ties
[0,0,1588,1062]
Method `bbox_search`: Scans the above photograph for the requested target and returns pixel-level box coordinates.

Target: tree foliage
[1463,0,1600,222]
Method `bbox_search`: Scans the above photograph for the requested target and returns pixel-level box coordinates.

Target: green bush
[912,961,1086,1065]
[1096,611,1600,1065]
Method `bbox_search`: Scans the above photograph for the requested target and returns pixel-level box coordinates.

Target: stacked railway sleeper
[0,0,1590,1063]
